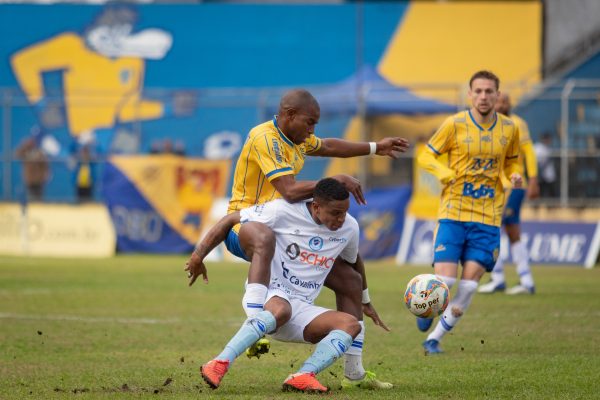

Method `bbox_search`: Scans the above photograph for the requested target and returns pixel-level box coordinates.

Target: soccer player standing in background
[415,71,522,354]
[478,93,539,295]
[187,89,409,388]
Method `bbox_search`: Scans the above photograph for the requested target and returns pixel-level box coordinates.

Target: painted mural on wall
[10,5,195,154]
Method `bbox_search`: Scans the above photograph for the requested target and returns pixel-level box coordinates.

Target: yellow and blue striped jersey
[418,110,520,227]
[227,117,322,214]
[511,114,538,181]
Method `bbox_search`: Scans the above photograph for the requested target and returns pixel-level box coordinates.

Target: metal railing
[1,81,599,205]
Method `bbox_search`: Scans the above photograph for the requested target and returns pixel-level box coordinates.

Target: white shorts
[266,288,330,344]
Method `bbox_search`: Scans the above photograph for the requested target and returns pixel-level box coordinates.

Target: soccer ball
[404,274,449,318]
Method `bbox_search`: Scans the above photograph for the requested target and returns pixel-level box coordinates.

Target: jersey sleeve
[504,125,521,179]
[339,218,359,264]
[239,201,279,228]
[304,134,322,155]
[427,116,454,156]
[252,133,295,182]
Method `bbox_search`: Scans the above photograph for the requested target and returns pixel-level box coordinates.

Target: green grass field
[1,255,599,399]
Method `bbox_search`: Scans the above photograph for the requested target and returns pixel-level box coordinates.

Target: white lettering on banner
[529,234,586,263]
[112,206,163,242]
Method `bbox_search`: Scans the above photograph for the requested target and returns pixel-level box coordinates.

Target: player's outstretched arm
[312,137,410,158]
[185,212,241,286]
[271,174,366,205]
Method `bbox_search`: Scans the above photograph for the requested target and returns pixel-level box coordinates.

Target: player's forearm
[352,254,368,291]
[314,138,370,158]
[417,150,456,184]
[194,213,240,259]
[521,142,538,178]
[271,177,317,203]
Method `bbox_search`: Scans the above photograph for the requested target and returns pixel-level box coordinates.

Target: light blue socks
[299,329,353,374]
[216,310,276,363]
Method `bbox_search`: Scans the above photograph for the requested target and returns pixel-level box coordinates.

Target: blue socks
[216,310,276,363]
[299,329,353,375]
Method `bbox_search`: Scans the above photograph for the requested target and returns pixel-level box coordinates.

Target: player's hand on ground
[332,174,366,205]
[510,173,523,189]
[375,137,410,158]
[363,303,390,332]
[526,176,540,199]
[184,252,209,286]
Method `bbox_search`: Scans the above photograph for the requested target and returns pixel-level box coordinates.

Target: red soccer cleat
[200,359,230,389]
[282,372,329,393]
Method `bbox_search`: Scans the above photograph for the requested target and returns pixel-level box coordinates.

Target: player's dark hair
[279,89,319,112]
[314,178,349,203]
[469,70,500,90]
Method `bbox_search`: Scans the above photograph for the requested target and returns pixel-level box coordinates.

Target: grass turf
[1,255,599,399]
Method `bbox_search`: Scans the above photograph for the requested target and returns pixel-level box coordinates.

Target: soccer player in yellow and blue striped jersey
[190,89,408,388]
[479,93,539,295]
[415,71,523,354]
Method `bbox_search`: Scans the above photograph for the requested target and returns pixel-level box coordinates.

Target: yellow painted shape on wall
[111,155,231,244]
[379,2,541,103]
[11,33,164,136]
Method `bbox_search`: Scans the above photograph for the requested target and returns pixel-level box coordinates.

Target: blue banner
[397,218,600,267]
[349,185,411,260]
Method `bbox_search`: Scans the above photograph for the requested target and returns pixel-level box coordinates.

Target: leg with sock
[341,321,393,390]
[506,240,535,294]
[478,258,506,293]
[201,311,276,389]
[424,279,478,354]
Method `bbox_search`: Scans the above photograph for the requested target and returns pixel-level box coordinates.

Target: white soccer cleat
[505,284,535,295]
[477,280,506,294]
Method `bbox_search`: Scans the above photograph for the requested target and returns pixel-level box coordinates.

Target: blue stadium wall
[0,3,407,201]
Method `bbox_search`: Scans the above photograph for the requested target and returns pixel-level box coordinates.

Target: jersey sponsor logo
[286,242,300,259]
[309,236,324,251]
[281,262,322,290]
[271,139,283,163]
[500,136,508,146]
[285,242,335,268]
[462,182,495,199]
[463,136,473,144]
[480,135,492,142]
[470,157,498,172]
[328,236,347,243]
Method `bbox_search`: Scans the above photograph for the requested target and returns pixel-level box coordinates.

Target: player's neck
[307,202,321,225]
[469,108,496,125]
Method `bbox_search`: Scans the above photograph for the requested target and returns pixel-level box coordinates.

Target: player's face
[313,198,349,231]
[287,105,320,144]
[469,78,499,117]
[495,94,511,115]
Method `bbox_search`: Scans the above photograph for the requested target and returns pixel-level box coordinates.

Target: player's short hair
[279,89,319,113]
[469,70,500,90]
[314,178,349,203]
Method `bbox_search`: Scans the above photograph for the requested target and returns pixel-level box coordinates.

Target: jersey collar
[468,109,498,132]
[273,116,294,147]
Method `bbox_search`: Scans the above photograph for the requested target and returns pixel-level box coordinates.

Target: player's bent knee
[340,316,361,338]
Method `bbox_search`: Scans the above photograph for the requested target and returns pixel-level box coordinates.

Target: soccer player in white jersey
[186,178,372,393]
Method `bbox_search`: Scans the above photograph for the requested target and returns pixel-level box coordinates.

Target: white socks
[512,241,534,288]
[428,279,478,343]
[344,321,366,380]
[242,283,268,317]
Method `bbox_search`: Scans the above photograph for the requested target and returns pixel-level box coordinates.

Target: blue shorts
[433,219,500,272]
[502,188,526,225]
[225,229,250,261]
